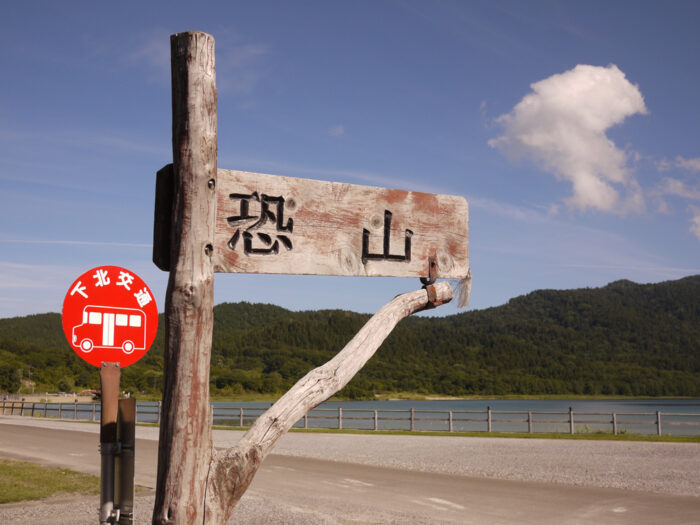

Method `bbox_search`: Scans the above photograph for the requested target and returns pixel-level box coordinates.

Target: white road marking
[269,465,296,472]
[343,478,374,487]
[427,497,465,510]
[412,499,449,511]
[321,479,372,491]
[612,507,627,513]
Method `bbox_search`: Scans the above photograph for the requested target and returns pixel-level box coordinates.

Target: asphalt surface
[0,417,698,524]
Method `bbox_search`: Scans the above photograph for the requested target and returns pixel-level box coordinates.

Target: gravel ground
[5,419,698,496]
[258,431,700,497]
[1,418,698,523]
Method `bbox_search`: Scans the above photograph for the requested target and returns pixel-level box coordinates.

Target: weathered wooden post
[152,30,218,525]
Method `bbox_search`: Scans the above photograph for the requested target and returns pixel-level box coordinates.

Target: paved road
[0,418,698,524]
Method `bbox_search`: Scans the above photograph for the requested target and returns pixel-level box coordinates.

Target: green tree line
[1,276,698,398]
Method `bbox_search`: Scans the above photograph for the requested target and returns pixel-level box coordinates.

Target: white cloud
[690,206,700,241]
[216,42,269,96]
[127,30,269,96]
[677,157,700,173]
[128,32,170,73]
[329,125,345,137]
[658,177,700,200]
[0,239,151,248]
[489,64,647,213]
[0,262,75,291]
[658,155,700,173]
[467,195,547,223]
[650,177,700,243]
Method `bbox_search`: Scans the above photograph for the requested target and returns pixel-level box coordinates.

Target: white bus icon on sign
[72,305,147,354]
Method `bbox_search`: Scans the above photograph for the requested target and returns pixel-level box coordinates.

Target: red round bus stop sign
[62,265,158,367]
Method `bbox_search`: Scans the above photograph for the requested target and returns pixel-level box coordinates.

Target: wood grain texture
[153,31,217,525]
[204,282,453,523]
[213,169,469,279]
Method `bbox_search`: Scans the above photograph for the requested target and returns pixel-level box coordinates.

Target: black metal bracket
[420,255,437,286]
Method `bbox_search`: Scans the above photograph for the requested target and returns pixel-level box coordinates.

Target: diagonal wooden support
[203,282,453,523]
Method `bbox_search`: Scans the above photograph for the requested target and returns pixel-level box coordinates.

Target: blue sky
[1,1,699,319]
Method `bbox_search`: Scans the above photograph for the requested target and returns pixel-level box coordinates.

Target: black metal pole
[100,362,121,524]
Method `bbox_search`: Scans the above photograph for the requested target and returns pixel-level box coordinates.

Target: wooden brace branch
[204,281,453,522]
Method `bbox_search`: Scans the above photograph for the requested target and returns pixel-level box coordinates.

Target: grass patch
[285,428,700,442]
[207,424,700,443]
[0,459,100,504]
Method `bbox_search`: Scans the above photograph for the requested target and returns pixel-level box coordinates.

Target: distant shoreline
[6,393,697,404]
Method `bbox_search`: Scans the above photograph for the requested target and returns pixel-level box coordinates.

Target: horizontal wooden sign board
[211,169,468,279]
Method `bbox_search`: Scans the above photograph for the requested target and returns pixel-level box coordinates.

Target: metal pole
[100,362,121,525]
[410,408,415,432]
[448,411,453,433]
[612,413,617,435]
[569,407,575,435]
[528,411,533,433]
[487,406,492,432]
[338,407,343,430]
[374,410,378,431]
[117,398,136,525]
[657,410,662,436]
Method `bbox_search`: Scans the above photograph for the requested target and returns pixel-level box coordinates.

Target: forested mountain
[1,276,699,398]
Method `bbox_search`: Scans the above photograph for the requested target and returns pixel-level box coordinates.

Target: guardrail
[2,400,700,436]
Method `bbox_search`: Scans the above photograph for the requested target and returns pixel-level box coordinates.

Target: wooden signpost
[213,169,468,278]
[155,167,468,279]
[152,31,469,524]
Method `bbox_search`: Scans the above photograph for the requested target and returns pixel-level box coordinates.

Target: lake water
[204,398,700,436]
[33,398,700,436]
